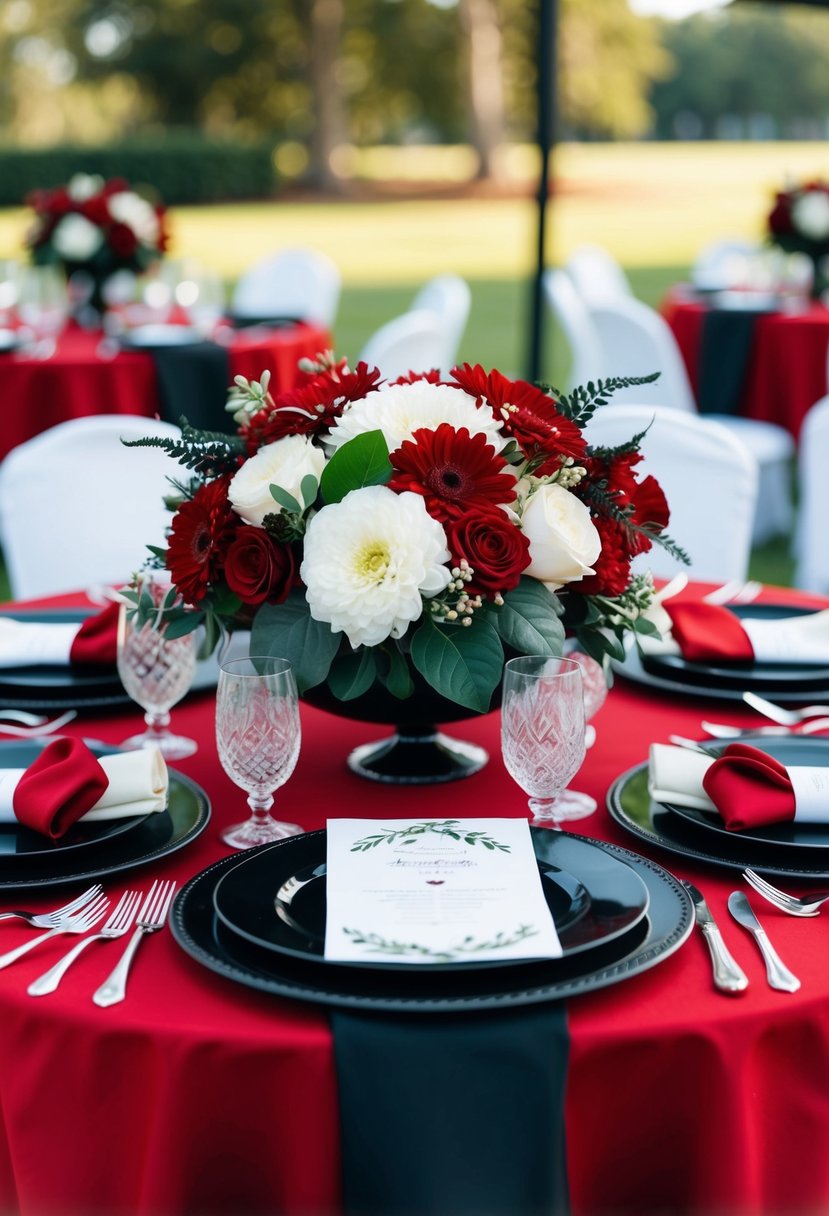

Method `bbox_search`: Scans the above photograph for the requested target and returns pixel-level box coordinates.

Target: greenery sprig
[343,924,539,962]
[540,372,660,428]
[122,419,245,478]
[350,819,511,852]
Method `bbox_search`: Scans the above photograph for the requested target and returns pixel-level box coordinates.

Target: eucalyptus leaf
[319,429,392,505]
[299,473,319,509]
[251,591,341,691]
[495,578,565,656]
[410,618,503,713]
[269,484,302,514]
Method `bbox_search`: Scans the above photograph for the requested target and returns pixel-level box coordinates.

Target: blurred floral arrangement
[25,173,169,283]
[127,356,684,714]
[768,179,829,296]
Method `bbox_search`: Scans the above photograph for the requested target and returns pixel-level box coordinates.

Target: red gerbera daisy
[166,476,239,605]
[575,518,632,597]
[389,424,517,522]
[391,370,444,386]
[451,363,586,474]
[243,360,382,450]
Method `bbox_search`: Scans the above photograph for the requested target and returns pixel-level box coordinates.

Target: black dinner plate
[227,314,301,330]
[607,734,829,879]
[212,829,650,971]
[0,739,152,858]
[0,742,210,890]
[613,606,829,705]
[172,834,692,1013]
[0,609,131,711]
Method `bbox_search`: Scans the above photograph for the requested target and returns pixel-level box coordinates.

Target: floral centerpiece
[128,355,684,781]
[768,179,829,298]
[24,172,169,316]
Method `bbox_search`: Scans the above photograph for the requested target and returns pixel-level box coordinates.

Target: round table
[0,321,330,463]
[663,289,829,440]
[0,584,827,1216]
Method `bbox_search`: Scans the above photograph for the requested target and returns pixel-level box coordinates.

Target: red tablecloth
[0,585,828,1216]
[0,322,330,462]
[663,290,829,440]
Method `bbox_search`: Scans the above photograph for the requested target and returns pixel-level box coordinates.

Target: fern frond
[587,425,652,460]
[584,481,690,565]
[122,417,245,477]
[547,373,660,427]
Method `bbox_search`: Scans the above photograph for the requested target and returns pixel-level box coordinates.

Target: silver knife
[727,891,801,993]
[682,881,748,994]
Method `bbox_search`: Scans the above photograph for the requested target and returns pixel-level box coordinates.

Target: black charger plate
[0,609,130,711]
[212,828,650,971]
[171,835,693,1013]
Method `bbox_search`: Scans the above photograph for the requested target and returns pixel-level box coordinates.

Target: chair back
[543,268,606,389]
[0,416,181,598]
[587,295,698,412]
[794,394,829,593]
[564,244,632,306]
[584,404,759,583]
[358,310,446,380]
[231,247,341,328]
[410,274,471,375]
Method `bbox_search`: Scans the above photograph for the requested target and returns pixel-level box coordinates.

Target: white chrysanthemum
[107,191,160,247]
[51,214,105,261]
[326,380,508,455]
[229,435,326,526]
[67,173,104,202]
[792,191,829,242]
[300,486,452,648]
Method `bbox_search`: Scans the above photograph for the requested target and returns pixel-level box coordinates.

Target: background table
[663,290,829,440]
[0,584,827,1216]
[0,321,330,462]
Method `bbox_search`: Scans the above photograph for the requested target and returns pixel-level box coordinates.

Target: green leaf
[269,484,302,514]
[162,612,204,640]
[495,578,565,657]
[327,649,378,700]
[382,645,415,699]
[410,617,503,713]
[319,430,392,505]
[299,474,319,509]
[251,591,341,691]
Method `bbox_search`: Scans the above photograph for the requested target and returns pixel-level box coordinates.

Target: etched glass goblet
[500,656,587,829]
[555,648,609,817]
[116,602,198,760]
[215,656,302,850]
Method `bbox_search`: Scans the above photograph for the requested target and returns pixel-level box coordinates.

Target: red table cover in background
[662,290,829,441]
[0,321,330,463]
[1,584,829,1216]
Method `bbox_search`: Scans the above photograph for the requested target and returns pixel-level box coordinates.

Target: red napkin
[68,602,121,666]
[702,743,794,832]
[13,737,110,840]
[664,601,754,664]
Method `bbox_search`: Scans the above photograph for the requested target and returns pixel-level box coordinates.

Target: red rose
[224,528,297,606]
[80,197,110,227]
[769,194,794,237]
[444,509,530,596]
[108,222,139,257]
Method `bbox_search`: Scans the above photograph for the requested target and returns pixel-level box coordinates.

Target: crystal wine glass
[215,656,302,850]
[116,601,198,760]
[554,648,609,817]
[500,656,587,829]
[17,265,69,359]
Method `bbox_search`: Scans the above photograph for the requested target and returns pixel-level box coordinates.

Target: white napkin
[0,747,168,824]
[648,743,717,813]
[0,618,87,667]
[640,608,829,664]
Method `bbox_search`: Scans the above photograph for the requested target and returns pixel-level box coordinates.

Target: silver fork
[743,692,829,726]
[0,884,103,929]
[703,579,762,606]
[743,869,829,917]
[0,895,109,969]
[92,880,177,1007]
[27,891,141,996]
[0,709,78,738]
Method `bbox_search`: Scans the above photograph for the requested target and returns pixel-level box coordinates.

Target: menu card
[324,817,562,965]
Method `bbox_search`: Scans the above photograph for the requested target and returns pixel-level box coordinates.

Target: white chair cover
[231,247,341,328]
[584,294,794,545]
[564,244,632,306]
[794,394,829,593]
[410,274,471,376]
[542,269,606,390]
[0,416,182,598]
[357,310,446,381]
[584,404,759,583]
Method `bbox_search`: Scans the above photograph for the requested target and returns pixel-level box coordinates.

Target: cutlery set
[0,880,177,1003]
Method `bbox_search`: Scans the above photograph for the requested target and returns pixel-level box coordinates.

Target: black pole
[527,0,557,382]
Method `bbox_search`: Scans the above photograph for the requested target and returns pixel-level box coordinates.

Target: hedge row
[0,135,279,207]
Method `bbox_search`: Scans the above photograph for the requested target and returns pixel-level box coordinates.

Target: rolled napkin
[649,741,829,832]
[0,737,168,840]
[641,600,829,665]
[0,602,121,669]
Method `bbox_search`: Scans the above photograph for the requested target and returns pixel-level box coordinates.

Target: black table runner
[147,340,235,433]
[696,307,766,417]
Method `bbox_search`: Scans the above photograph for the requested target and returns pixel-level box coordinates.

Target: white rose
[51,213,105,261]
[521,483,601,591]
[792,191,829,242]
[228,435,326,527]
[107,191,160,247]
[67,173,104,202]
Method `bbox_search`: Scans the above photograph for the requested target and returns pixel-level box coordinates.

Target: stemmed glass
[500,656,588,830]
[215,656,302,850]
[555,648,609,818]
[116,601,198,760]
[17,265,69,358]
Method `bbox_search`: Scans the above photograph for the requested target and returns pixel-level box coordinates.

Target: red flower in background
[389,424,516,522]
[166,477,238,604]
[444,509,531,596]
[108,222,139,257]
[224,528,297,606]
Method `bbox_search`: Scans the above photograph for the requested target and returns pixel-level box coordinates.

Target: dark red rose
[166,477,238,605]
[224,528,297,606]
[769,194,794,237]
[444,509,530,596]
[107,222,139,257]
[80,197,110,227]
